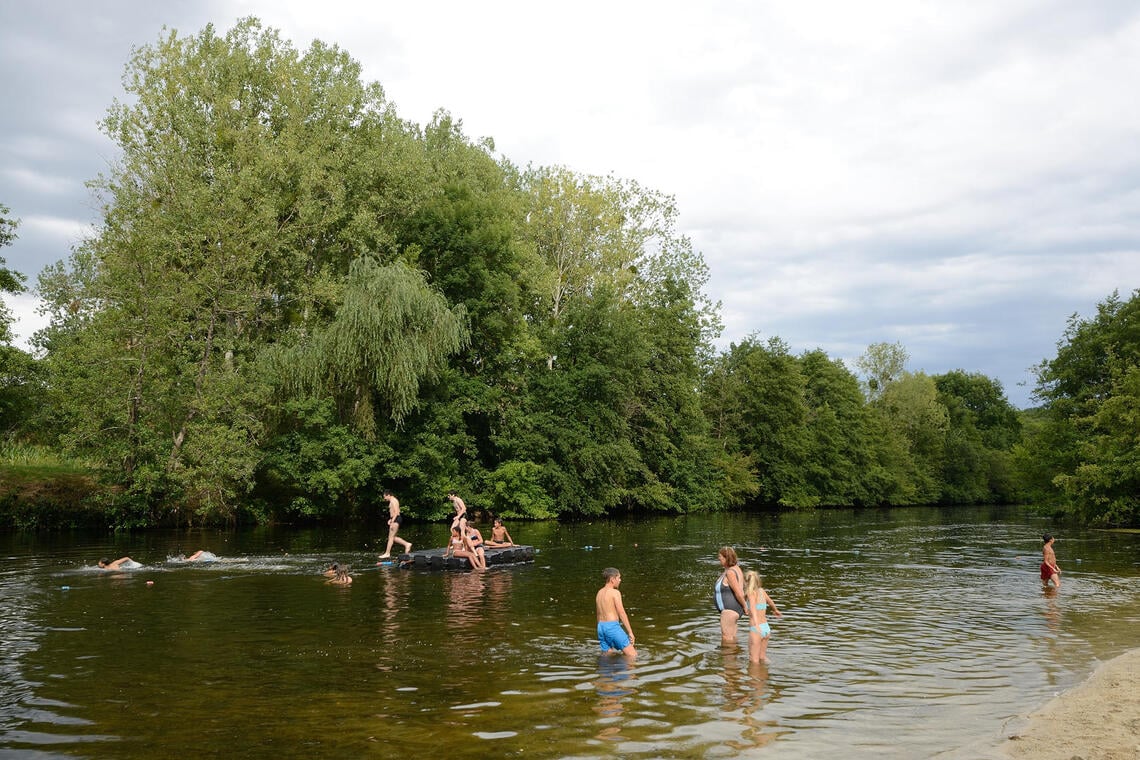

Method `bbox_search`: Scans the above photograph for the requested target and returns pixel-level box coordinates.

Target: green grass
[0,439,95,484]
[0,439,91,468]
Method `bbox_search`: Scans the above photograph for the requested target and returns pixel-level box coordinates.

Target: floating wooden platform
[397,545,535,571]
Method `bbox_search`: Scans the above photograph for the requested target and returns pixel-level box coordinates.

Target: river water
[0,506,1137,759]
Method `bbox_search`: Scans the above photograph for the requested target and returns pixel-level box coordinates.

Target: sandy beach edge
[1000,647,1140,759]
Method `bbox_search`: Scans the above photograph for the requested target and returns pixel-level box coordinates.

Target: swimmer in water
[182,550,218,562]
[98,556,141,570]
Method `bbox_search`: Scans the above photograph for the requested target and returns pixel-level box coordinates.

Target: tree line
[1,19,1137,528]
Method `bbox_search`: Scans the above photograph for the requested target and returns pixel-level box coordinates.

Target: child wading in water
[743,570,782,664]
[596,567,637,658]
[1041,533,1061,588]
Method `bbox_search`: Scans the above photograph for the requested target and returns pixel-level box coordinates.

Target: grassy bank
[0,441,105,529]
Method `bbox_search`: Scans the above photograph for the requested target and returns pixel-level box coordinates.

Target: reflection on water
[720,645,782,752]
[592,654,635,741]
[0,507,1137,759]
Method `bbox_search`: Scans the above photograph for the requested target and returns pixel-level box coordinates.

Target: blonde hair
[743,569,762,597]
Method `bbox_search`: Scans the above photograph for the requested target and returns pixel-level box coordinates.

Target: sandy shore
[1002,648,1140,759]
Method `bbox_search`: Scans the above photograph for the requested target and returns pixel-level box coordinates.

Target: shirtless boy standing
[1041,533,1061,588]
[596,567,637,658]
[447,492,468,534]
[377,490,412,560]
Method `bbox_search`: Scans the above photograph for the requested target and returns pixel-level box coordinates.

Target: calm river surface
[1,506,1138,759]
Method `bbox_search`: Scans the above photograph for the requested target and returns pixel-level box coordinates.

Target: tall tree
[933,370,1021,503]
[877,371,949,503]
[703,337,812,506]
[799,349,884,505]
[387,115,543,510]
[856,341,909,401]
[37,19,428,521]
[1027,289,1140,524]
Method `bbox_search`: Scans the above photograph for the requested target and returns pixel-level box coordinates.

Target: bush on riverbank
[0,468,104,530]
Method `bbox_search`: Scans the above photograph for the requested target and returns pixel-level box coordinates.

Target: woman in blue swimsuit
[743,569,782,663]
[715,547,747,643]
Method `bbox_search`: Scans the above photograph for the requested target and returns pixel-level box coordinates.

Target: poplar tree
[37,19,434,521]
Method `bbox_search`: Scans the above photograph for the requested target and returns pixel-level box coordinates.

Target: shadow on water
[0,506,1138,758]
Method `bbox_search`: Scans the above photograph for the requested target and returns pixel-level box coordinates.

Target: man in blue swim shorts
[595,567,637,658]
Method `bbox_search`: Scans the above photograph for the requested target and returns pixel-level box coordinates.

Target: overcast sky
[3,0,1139,408]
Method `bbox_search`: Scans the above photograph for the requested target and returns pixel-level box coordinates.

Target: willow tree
[37,19,421,522]
[266,257,468,432]
[257,258,468,517]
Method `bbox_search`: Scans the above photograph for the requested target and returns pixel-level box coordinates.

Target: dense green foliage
[3,18,1132,527]
[1016,290,1140,525]
[1,205,42,438]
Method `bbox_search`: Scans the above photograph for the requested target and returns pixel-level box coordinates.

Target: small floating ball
[146,580,155,586]
[60,586,70,591]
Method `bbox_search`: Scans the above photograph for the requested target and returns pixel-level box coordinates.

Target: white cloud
[2,167,76,196]
[22,216,96,248]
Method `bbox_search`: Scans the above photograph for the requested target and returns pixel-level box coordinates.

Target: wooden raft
[397,545,535,571]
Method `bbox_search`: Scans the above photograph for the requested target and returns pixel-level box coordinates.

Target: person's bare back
[595,568,636,657]
[596,585,621,622]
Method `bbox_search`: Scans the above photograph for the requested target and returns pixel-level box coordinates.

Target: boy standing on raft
[378,490,412,560]
[1041,534,1061,588]
[596,567,637,658]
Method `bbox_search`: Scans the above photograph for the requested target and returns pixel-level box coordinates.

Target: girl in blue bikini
[743,569,782,664]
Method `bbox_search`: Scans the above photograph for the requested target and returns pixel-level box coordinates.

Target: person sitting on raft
[444,526,482,569]
[467,523,488,570]
[485,518,514,548]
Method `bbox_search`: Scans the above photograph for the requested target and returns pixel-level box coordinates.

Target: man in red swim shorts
[1040,533,1061,588]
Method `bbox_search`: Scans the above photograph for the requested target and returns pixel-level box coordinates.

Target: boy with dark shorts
[378,490,412,560]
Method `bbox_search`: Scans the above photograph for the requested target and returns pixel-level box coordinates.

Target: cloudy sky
[3,0,1139,407]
